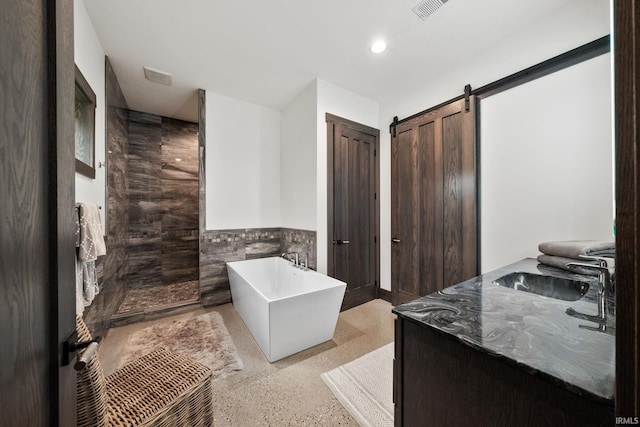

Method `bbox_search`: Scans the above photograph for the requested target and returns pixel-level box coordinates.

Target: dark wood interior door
[1,0,76,424]
[614,1,640,415]
[391,98,477,305]
[327,114,380,311]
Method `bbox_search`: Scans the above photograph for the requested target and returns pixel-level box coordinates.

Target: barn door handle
[392,238,401,243]
[335,239,350,245]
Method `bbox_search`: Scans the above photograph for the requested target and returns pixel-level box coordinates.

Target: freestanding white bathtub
[227,257,346,362]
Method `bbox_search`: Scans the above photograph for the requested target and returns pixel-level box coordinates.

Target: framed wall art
[75,65,96,179]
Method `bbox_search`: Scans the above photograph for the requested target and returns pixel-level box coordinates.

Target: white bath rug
[117,311,243,380]
[321,343,394,427]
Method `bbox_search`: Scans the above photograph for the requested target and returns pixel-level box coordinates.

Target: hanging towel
[75,255,85,314]
[76,255,101,314]
[74,206,81,247]
[538,240,615,259]
[536,254,600,276]
[76,203,106,262]
[75,203,106,314]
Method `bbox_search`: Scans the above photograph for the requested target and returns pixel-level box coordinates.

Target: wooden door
[327,114,380,311]
[0,0,76,424]
[614,1,640,416]
[392,115,442,304]
[391,98,477,305]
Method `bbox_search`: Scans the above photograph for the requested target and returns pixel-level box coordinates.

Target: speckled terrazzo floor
[100,298,395,426]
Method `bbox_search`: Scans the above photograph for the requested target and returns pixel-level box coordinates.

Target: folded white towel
[537,254,600,276]
[77,203,106,262]
[538,240,615,259]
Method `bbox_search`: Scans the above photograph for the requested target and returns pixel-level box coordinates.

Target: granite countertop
[392,258,615,405]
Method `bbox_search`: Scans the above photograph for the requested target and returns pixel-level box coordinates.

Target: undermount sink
[493,272,589,301]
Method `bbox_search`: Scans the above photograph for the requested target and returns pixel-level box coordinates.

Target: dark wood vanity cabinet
[393,318,614,427]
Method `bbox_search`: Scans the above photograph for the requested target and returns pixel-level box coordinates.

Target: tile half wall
[199,228,316,306]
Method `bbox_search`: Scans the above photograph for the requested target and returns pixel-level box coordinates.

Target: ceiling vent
[412,0,449,20]
[143,66,172,85]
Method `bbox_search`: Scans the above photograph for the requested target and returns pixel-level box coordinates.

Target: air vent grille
[412,0,449,20]
[143,66,172,86]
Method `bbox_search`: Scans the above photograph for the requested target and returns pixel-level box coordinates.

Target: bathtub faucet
[281,252,299,266]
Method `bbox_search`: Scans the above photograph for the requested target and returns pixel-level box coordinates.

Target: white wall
[316,79,380,274]
[280,81,318,231]
[205,92,281,229]
[74,0,106,232]
[378,0,610,290]
[480,53,613,272]
[209,79,379,274]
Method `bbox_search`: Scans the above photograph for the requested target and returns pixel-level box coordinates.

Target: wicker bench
[76,316,214,426]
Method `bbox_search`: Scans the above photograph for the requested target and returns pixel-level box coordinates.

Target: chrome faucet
[300,253,309,270]
[566,256,614,298]
[281,252,299,267]
[565,256,615,334]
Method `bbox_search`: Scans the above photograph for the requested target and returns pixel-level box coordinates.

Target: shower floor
[112,281,200,327]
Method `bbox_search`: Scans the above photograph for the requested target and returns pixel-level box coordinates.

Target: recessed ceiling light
[175,158,182,162]
[370,40,387,54]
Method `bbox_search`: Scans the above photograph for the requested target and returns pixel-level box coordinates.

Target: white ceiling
[82,0,575,122]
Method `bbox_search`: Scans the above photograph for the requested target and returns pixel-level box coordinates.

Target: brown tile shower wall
[199,228,316,307]
[127,111,162,288]
[84,63,199,335]
[83,57,130,337]
[198,89,206,233]
[127,112,199,289]
[161,118,199,284]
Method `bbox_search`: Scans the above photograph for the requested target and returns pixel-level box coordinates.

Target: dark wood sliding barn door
[327,114,380,311]
[391,97,477,305]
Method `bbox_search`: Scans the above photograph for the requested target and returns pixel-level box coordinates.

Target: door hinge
[374,192,377,200]
[374,236,377,244]
[374,148,377,156]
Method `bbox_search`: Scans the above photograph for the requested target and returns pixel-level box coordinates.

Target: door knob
[335,239,350,245]
[392,238,401,243]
